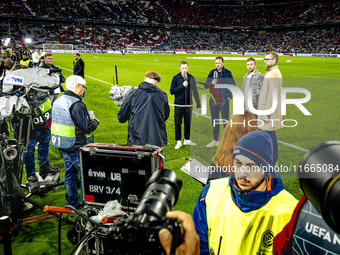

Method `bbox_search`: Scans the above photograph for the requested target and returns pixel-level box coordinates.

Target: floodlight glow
[25,38,32,43]
[2,38,11,46]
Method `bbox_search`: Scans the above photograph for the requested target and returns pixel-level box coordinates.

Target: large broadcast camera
[0,67,62,215]
[68,169,183,255]
[298,141,340,234]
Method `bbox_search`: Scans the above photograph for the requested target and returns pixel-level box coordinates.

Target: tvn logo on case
[88,169,106,178]
[4,75,24,85]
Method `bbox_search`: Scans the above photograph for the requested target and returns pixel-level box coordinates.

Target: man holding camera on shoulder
[23,88,60,184]
[40,53,65,105]
[51,75,100,208]
[118,70,169,147]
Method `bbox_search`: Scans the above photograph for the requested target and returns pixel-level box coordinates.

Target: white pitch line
[170,104,308,152]
[56,65,113,85]
[58,66,308,152]
[278,140,308,152]
[169,103,211,119]
[290,71,340,75]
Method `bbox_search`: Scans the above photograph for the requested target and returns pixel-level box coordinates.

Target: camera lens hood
[298,141,340,233]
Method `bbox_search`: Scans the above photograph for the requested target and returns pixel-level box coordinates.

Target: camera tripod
[0,94,72,255]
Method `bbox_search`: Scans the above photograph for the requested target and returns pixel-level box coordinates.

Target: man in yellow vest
[193,130,298,255]
[20,52,33,68]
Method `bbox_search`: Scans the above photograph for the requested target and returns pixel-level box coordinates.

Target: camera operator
[159,211,200,255]
[23,91,60,183]
[40,53,65,105]
[4,59,28,71]
[51,75,99,208]
[118,70,169,147]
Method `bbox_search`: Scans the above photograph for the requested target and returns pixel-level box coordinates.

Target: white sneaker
[206,140,219,147]
[175,140,182,149]
[184,139,197,146]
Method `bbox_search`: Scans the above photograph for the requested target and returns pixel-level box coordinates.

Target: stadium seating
[0,0,339,53]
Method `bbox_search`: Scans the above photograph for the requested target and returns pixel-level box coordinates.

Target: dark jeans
[60,150,82,207]
[174,106,192,141]
[210,100,229,141]
[24,129,50,176]
[266,130,278,163]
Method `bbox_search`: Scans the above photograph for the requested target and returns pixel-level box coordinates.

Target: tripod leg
[0,216,13,255]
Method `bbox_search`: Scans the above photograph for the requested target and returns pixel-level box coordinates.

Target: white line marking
[187,57,264,61]
[290,71,340,75]
[58,66,309,153]
[56,65,113,85]
[169,103,211,119]
[170,104,308,152]
[278,140,308,152]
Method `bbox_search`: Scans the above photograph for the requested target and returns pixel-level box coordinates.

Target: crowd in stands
[167,0,340,27]
[1,0,339,28]
[1,21,339,54]
[0,0,339,53]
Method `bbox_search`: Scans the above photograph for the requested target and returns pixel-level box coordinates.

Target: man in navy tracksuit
[205,56,236,147]
[170,61,201,149]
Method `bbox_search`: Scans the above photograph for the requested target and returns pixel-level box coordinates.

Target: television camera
[0,67,62,216]
[45,169,183,255]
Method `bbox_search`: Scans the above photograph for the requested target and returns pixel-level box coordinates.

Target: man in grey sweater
[242,58,264,114]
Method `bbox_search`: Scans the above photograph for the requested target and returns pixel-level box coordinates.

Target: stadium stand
[0,0,339,53]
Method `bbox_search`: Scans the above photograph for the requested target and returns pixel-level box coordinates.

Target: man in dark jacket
[170,61,201,149]
[51,75,99,208]
[118,70,169,147]
[73,53,85,78]
[40,53,65,105]
[205,56,236,147]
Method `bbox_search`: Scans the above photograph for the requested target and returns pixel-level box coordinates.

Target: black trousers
[0,121,9,136]
[174,106,192,141]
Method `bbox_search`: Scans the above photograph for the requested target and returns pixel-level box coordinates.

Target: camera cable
[64,205,111,228]
[69,225,99,255]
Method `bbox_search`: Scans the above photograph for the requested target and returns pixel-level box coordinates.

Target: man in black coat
[170,61,201,149]
[118,70,169,147]
[73,53,85,78]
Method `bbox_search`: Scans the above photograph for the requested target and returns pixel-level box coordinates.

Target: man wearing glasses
[258,51,282,165]
[51,75,100,208]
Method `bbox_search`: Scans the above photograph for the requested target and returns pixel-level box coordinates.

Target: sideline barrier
[47,49,340,57]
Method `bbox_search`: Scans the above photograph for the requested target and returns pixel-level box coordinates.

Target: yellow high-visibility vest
[205,178,298,255]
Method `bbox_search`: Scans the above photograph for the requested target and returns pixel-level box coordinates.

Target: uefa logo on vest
[200,85,311,127]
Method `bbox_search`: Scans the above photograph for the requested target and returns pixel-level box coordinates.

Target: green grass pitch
[8,53,340,254]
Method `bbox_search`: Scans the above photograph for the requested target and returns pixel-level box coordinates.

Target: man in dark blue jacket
[205,56,236,147]
[118,70,169,147]
[73,53,85,78]
[170,61,201,149]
